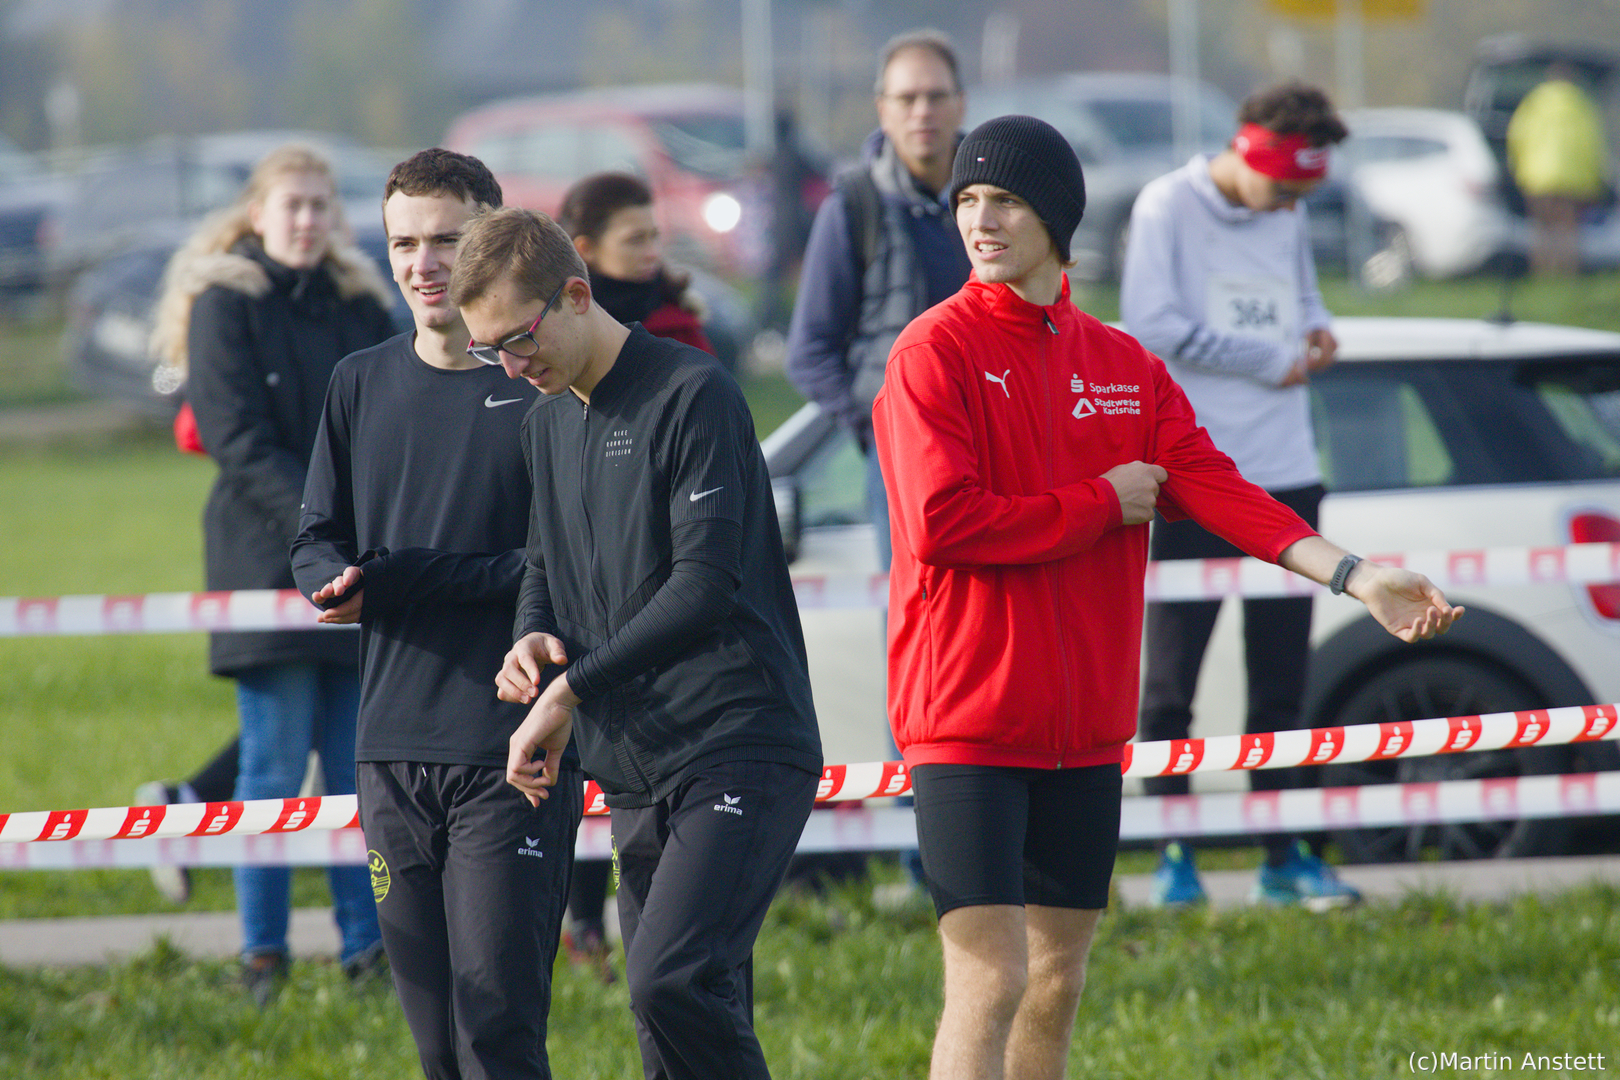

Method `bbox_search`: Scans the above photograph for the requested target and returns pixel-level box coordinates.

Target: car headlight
[701,192,742,235]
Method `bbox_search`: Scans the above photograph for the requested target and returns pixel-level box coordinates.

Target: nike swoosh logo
[689,486,724,502]
[485,395,524,408]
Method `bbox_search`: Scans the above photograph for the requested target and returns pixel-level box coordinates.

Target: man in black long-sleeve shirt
[292,151,580,1080]
[451,206,822,1080]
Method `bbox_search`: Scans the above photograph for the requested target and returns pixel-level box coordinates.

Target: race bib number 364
[1205,274,1296,348]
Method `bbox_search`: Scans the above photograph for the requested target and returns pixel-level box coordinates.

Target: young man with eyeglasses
[451,206,821,1080]
[292,149,581,1080]
[873,114,1459,1080]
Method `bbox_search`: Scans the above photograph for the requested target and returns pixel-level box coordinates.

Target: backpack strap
[837,167,882,276]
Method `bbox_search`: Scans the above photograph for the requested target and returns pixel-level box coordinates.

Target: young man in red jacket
[871,114,1462,1080]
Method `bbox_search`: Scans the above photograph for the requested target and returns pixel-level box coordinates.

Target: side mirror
[772,475,802,564]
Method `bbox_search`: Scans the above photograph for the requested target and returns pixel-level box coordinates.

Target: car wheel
[1319,657,1571,863]
[1359,224,1414,290]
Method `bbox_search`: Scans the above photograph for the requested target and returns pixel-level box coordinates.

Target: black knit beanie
[949,115,1086,262]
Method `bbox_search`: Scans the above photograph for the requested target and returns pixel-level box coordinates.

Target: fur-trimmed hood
[151,224,393,379]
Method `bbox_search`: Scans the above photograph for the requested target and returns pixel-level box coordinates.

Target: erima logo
[714,793,743,816]
[984,369,1011,397]
[484,394,524,408]
[517,837,546,858]
[689,486,724,502]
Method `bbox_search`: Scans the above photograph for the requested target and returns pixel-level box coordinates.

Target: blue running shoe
[1150,842,1207,908]
[1252,841,1363,912]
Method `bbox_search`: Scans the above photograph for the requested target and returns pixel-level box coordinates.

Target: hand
[1305,328,1338,373]
[1346,562,1465,643]
[312,565,363,624]
[1278,359,1309,387]
[506,672,579,806]
[1101,461,1168,525]
[496,632,570,704]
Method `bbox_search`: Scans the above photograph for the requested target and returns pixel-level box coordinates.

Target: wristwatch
[1329,554,1363,596]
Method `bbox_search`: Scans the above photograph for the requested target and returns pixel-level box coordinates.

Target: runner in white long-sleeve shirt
[1121,80,1361,911]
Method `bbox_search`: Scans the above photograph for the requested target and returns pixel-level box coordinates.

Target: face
[383,190,479,331]
[461,274,584,396]
[1230,158,1323,213]
[249,170,336,270]
[578,204,661,282]
[876,47,965,178]
[956,183,1059,294]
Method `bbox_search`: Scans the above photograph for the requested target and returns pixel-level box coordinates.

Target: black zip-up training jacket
[516,325,822,808]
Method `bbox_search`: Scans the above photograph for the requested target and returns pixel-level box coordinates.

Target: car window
[1313,374,1453,490]
[469,124,581,181]
[1085,99,1175,150]
[648,115,748,179]
[69,159,182,235]
[1347,134,1450,164]
[1521,360,1620,476]
[1313,358,1620,492]
[577,124,645,177]
[968,88,1110,163]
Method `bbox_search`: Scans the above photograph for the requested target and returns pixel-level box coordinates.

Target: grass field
[2,880,1617,1079]
[3,277,1620,1077]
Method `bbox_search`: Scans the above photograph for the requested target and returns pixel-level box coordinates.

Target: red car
[444,83,822,276]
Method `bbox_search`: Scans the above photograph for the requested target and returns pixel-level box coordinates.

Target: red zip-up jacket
[873,275,1317,770]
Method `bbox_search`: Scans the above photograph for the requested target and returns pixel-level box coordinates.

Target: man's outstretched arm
[1279,535,1464,642]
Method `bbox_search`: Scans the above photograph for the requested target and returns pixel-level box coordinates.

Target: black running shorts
[911,761,1122,918]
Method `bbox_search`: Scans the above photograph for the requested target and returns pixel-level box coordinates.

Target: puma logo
[984,369,1011,397]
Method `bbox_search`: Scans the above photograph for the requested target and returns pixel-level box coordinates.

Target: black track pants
[358,761,581,1080]
[1139,483,1323,861]
[611,759,817,1080]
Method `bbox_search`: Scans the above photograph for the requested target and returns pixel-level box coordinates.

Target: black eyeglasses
[466,278,568,366]
[880,90,958,111]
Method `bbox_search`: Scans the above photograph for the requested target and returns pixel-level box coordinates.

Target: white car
[768,316,1620,861]
[1338,108,1520,281]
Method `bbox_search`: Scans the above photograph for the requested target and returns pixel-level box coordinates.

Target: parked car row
[769,315,1620,862]
[35,86,801,410]
[443,82,829,278]
[961,72,1404,287]
[1337,106,1620,282]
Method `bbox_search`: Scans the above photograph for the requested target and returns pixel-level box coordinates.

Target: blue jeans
[232,662,380,964]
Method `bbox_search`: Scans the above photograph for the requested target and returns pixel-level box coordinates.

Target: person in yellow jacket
[1507,65,1611,274]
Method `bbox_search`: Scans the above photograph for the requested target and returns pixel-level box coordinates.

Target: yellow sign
[1270,0,1424,17]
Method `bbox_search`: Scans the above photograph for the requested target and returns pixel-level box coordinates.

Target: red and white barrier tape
[3,705,1613,845]
[3,773,1615,869]
[0,589,339,637]
[6,542,1620,634]
[1117,703,1618,781]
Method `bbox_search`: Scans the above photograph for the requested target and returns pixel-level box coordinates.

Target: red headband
[1233,123,1329,181]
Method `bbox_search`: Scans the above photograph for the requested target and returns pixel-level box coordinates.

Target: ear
[248,199,265,237]
[566,275,593,312]
[572,234,594,263]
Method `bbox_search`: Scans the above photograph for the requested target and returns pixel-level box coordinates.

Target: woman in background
[558,171,713,354]
[149,143,395,1006]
